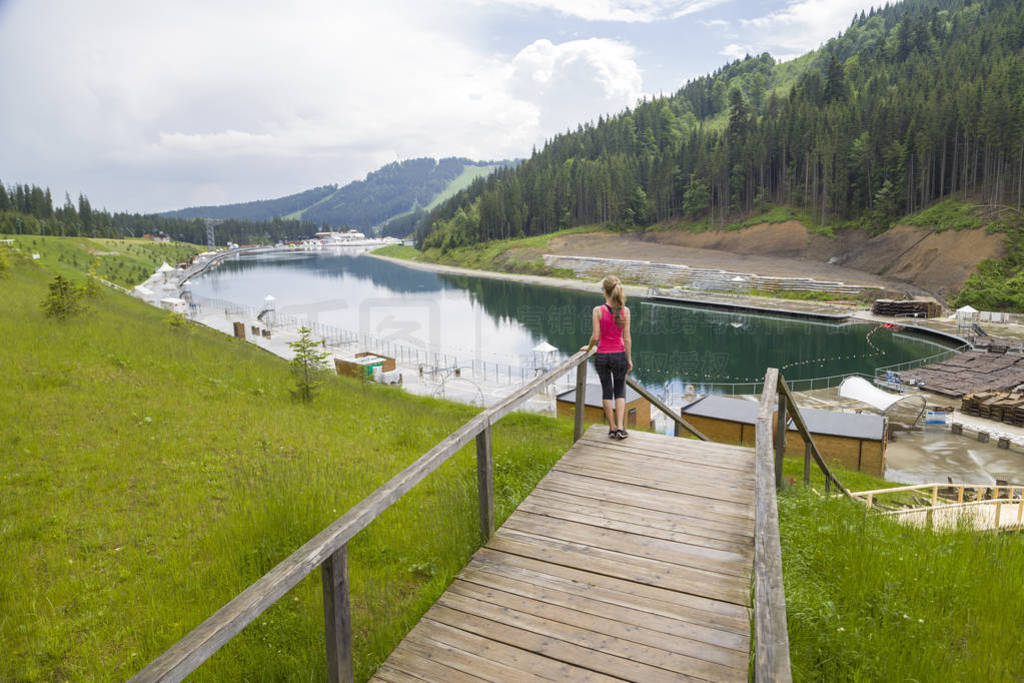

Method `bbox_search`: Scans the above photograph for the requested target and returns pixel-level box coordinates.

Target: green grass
[780,486,1024,680]
[904,198,988,232]
[1,234,202,288]
[423,164,501,212]
[0,256,572,680]
[374,227,592,277]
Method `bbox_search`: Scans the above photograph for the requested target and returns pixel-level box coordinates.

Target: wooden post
[803,442,812,486]
[476,424,494,542]
[573,360,587,443]
[995,501,1002,528]
[957,486,964,504]
[322,545,353,683]
[774,393,787,489]
[866,494,873,509]
[931,486,938,506]
[1017,501,1023,524]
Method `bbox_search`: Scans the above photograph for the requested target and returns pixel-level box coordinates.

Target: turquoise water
[187,250,952,391]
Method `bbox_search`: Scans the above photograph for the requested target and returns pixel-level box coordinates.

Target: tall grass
[0,257,572,680]
[780,487,1024,680]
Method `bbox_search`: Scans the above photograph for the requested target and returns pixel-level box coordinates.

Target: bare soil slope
[547,222,1004,298]
[835,224,1004,298]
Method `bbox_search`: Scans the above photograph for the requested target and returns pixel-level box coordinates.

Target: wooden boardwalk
[372,425,756,682]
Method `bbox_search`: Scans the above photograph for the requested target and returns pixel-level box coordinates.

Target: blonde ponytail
[601,275,626,328]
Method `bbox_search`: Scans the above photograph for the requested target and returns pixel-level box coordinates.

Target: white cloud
[509,38,643,133]
[0,0,644,211]
[483,0,729,23]
[719,43,754,60]
[740,0,874,54]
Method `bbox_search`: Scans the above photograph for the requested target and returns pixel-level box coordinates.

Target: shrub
[41,274,83,320]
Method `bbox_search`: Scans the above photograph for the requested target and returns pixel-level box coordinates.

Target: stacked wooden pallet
[872,298,943,318]
[961,391,1024,426]
[899,350,1024,398]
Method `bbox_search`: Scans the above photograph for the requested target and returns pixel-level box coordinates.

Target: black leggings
[595,352,627,401]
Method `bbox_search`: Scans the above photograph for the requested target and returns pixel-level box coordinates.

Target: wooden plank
[577,434,753,472]
[457,566,749,654]
[536,470,754,523]
[561,439,756,482]
[553,459,755,506]
[426,605,694,682]
[501,512,750,576]
[448,577,748,672]
[489,530,750,605]
[411,619,618,682]
[517,496,752,554]
[401,630,548,682]
[558,448,756,492]
[754,368,792,682]
[568,437,757,478]
[525,487,754,543]
[383,648,480,682]
[470,548,750,632]
[436,592,743,681]
[371,664,426,683]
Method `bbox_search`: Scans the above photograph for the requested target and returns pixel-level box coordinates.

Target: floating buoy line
[639,323,892,384]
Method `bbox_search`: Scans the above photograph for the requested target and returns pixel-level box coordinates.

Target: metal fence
[187,294,552,388]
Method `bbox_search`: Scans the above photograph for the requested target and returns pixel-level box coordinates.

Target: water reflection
[189,250,951,388]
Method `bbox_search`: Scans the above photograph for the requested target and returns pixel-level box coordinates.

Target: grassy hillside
[0,250,571,680]
[780,485,1024,680]
[2,234,202,288]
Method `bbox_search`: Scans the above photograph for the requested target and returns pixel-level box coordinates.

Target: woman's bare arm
[582,306,601,351]
[623,307,633,372]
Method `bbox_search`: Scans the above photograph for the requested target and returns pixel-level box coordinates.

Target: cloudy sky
[0,0,882,213]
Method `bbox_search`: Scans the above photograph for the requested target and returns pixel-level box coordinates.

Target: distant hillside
[162,157,512,235]
[418,0,1024,250]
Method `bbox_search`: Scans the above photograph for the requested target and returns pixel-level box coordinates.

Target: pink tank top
[597,304,626,353]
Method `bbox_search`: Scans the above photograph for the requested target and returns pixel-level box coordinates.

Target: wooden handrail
[775,374,850,498]
[752,368,792,682]
[625,375,708,441]
[851,483,1024,498]
[130,349,594,682]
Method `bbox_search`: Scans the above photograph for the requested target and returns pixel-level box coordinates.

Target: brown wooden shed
[556,384,652,430]
[334,352,396,379]
[680,395,888,477]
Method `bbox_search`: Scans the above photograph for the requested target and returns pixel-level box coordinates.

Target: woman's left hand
[627,358,633,373]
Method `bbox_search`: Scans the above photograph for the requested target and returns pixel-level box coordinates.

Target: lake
[186,249,952,392]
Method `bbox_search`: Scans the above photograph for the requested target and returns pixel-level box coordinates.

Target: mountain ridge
[161,157,514,235]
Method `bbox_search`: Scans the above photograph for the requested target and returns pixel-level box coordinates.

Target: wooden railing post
[774,391,787,489]
[476,423,494,541]
[803,442,811,486]
[322,545,353,683]
[573,359,587,442]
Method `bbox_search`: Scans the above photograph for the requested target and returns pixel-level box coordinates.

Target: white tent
[838,376,926,426]
[956,304,979,318]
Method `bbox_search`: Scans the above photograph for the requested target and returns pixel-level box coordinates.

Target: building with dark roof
[556,384,651,430]
[680,395,888,477]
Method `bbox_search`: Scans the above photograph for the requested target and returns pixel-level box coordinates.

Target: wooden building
[680,395,888,477]
[334,352,396,379]
[556,384,652,430]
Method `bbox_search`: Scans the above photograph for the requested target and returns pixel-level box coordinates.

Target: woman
[582,275,633,439]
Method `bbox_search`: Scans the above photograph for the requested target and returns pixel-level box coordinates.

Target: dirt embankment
[546,221,1005,299]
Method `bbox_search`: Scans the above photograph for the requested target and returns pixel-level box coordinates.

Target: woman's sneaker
[615,429,629,440]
